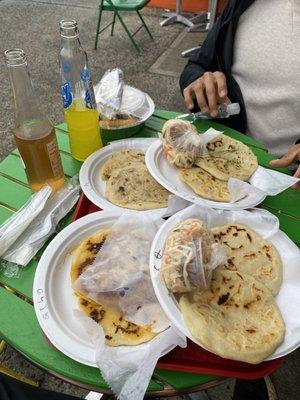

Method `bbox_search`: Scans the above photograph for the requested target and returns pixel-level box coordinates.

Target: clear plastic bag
[161,218,228,293]
[193,103,240,120]
[73,213,169,332]
[94,68,151,120]
[94,69,152,122]
[161,119,203,168]
[120,85,151,120]
[161,120,224,169]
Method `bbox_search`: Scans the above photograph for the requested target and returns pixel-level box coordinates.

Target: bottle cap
[227,103,240,116]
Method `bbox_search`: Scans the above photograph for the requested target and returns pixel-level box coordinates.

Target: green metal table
[0,109,299,396]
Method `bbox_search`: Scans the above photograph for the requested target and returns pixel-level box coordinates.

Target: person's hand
[183,71,231,117]
[270,144,300,190]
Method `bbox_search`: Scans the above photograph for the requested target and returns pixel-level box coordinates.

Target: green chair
[94,0,154,54]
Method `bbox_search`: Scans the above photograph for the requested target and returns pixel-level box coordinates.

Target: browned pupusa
[105,164,170,210]
[180,269,285,364]
[100,149,145,181]
[212,223,283,295]
[76,294,156,346]
[195,134,258,181]
[179,167,231,202]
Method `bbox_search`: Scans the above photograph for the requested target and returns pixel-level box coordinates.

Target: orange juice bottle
[59,20,102,161]
[5,49,64,192]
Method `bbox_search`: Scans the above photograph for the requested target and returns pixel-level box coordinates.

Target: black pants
[233,379,269,400]
[0,373,269,400]
[0,374,80,400]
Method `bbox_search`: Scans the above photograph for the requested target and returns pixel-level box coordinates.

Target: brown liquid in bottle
[14,127,65,192]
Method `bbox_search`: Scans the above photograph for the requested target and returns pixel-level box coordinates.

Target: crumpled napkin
[249,166,299,195]
[74,311,186,400]
[193,129,299,203]
[229,166,299,203]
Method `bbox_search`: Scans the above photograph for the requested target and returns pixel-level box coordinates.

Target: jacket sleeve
[179,1,233,92]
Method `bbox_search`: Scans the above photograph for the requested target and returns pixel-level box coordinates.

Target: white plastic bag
[94,69,152,121]
[120,85,151,120]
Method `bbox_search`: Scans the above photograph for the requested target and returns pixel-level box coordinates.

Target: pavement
[0,0,185,161]
[0,0,300,399]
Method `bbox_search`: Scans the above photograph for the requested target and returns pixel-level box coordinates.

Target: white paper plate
[33,211,122,366]
[79,138,169,217]
[145,140,266,210]
[33,211,177,367]
[33,211,176,367]
[149,205,300,362]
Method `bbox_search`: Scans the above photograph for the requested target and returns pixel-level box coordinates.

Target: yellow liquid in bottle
[65,98,103,161]
[14,128,65,192]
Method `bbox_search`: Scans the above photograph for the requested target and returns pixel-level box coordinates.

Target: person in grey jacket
[180,0,300,188]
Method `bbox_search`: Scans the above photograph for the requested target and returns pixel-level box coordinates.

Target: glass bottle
[5,49,65,192]
[59,19,102,161]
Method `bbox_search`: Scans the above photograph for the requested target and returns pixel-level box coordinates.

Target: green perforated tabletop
[0,109,299,394]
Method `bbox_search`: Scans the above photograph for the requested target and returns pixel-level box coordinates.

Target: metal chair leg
[114,10,141,54]
[0,340,39,387]
[111,12,116,36]
[0,341,6,355]
[0,340,39,388]
[189,12,209,24]
[0,365,39,387]
[94,0,104,50]
[136,10,154,41]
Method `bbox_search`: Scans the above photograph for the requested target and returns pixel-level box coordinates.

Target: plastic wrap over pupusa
[73,213,169,333]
